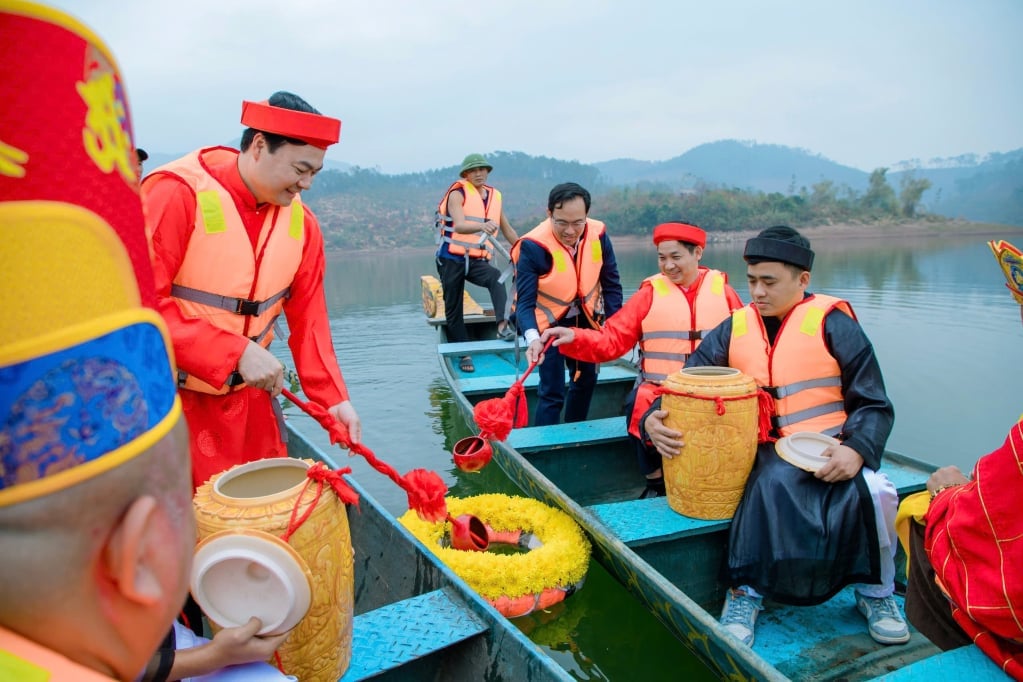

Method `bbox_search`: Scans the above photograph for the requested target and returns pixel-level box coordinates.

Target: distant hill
[889,149,1023,224]
[595,140,869,193]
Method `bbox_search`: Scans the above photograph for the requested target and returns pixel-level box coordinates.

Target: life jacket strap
[171,284,291,316]
[772,401,844,429]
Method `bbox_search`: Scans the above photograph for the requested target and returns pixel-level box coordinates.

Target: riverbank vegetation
[303,150,1019,250]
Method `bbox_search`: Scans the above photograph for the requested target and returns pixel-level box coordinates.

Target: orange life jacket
[436,178,502,259]
[639,269,733,383]
[0,626,114,681]
[626,270,734,438]
[144,147,304,394]
[728,295,854,436]
[510,218,606,333]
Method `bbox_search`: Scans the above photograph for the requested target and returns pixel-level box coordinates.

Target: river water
[279,231,1023,680]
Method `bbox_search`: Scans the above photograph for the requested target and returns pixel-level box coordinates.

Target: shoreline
[327,220,1022,258]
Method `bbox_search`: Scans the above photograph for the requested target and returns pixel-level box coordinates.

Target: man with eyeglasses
[510,182,623,426]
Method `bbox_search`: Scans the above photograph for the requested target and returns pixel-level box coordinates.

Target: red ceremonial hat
[0,0,180,507]
[653,222,706,248]
[241,100,341,149]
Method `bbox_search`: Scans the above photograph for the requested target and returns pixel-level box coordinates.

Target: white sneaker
[719,588,763,646]
[855,593,910,645]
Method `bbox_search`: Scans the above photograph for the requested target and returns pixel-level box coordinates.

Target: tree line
[589,169,934,236]
[303,161,934,250]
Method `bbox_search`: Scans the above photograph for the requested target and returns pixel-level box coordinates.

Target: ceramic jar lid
[190,529,312,636]
[774,432,840,472]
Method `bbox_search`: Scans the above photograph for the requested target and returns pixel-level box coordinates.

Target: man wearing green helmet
[435,153,518,373]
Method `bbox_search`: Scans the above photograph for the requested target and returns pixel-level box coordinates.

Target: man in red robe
[142,91,359,489]
[902,240,1023,679]
[541,221,742,496]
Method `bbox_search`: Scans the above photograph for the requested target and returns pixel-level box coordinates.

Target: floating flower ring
[399,493,591,618]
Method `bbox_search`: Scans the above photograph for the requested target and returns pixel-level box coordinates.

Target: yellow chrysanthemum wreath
[399,494,591,601]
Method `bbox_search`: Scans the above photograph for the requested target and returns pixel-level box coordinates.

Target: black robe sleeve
[823,309,894,471]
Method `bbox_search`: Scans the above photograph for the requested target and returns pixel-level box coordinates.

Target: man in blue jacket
[511,182,623,425]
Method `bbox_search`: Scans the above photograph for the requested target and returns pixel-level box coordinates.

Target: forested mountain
[594,140,869,193]
[146,141,1023,249]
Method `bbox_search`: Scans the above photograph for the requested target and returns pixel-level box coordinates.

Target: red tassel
[403,469,448,522]
[470,338,553,441]
[474,397,514,441]
[510,383,529,428]
[756,388,776,443]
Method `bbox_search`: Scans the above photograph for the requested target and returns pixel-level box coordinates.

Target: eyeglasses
[552,218,586,229]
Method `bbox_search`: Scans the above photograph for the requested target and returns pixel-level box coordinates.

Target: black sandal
[459,356,475,373]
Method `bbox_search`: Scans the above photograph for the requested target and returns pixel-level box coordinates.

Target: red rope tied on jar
[653,384,776,443]
[473,337,555,441]
[282,388,449,523]
[280,462,357,543]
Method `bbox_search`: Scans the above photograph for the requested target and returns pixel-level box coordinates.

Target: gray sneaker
[719,588,763,646]
[855,593,910,644]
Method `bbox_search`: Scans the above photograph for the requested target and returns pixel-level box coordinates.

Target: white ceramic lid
[774,432,840,472]
[190,529,312,636]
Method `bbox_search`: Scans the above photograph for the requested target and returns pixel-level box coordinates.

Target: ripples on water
[278,232,1022,680]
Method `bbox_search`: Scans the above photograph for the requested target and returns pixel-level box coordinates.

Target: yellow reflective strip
[289,201,304,240]
[732,309,748,337]
[0,650,48,682]
[711,273,724,295]
[591,239,602,262]
[552,250,567,272]
[651,277,669,296]
[196,190,226,234]
[800,306,826,335]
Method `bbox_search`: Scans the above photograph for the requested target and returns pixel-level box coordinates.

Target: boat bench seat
[458,364,637,397]
[438,339,517,356]
[872,643,1006,680]
[340,588,488,681]
[588,456,929,548]
[507,416,628,453]
[587,496,731,547]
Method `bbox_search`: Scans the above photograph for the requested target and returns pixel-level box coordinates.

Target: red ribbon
[281,389,449,522]
[653,384,775,443]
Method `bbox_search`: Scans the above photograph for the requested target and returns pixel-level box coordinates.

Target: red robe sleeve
[284,209,349,409]
[561,283,654,363]
[143,174,250,386]
[924,418,1023,673]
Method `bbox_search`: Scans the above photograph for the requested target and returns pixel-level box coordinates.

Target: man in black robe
[643,226,905,648]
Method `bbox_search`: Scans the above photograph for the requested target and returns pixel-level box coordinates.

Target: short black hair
[240,91,321,153]
[135,148,148,162]
[547,182,591,213]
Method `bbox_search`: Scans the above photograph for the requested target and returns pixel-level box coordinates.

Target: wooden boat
[420,274,1006,681]
[285,422,573,682]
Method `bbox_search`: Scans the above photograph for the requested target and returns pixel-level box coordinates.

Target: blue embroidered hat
[0,1,181,507]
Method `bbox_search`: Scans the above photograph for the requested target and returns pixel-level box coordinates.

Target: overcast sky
[51,0,1023,174]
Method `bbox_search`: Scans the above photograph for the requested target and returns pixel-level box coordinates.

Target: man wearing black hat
[644,226,905,648]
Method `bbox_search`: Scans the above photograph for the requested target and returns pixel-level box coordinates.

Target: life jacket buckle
[235,298,259,316]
